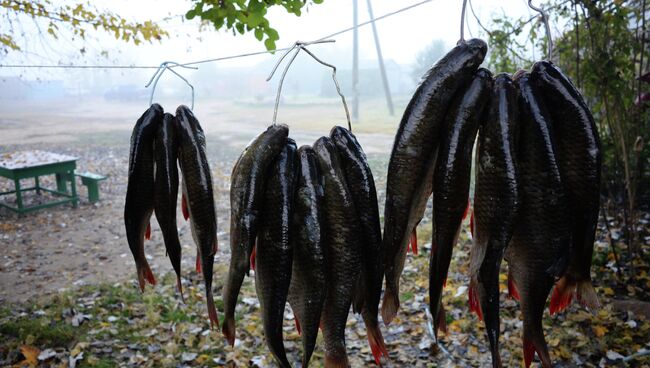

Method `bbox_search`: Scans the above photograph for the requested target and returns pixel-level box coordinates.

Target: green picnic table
[0,150,79,214]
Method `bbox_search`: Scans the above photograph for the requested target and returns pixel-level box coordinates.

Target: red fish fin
[222,317,235,347]
[294,316,302,335]
[463,198,470,220]
[176,277,185,303]
[468,278,483,321]
[508,271,520,301]
[576,280,600,310]
[523,331,552,368]
[366,322,389,365]
[207,291,219,329]
[250,245,257,271]
[324,353,349,368]
[145,223,152,240]
[410,228,418,255]
[195,251,202,274]
[436,304,447,335]
[181,193,189,221]
[381,287,400,325]
[137,262,156,292]
[549,276,575,315]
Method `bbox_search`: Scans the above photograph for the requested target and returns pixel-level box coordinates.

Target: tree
[411,39,446,82]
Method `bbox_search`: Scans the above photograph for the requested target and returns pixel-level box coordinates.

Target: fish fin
[366,322,389,365]
[324,353,349,368]
[463,198,470,220]
[523,329,552,368]
[507,271,520,301]
[136,262,156,292]
[468,278,483,321]
[549,276,575,315]
[181,193,189,220]
[294,316,301,335]
[576,280,600,310]
[411,228,418,255]
[176,277,185,303]
[207,291,219,329]
[222,317,236,347]
[435,304,447,335]
[381,287,399,325]
[195,251,202,274]
[250,245,256,271]
[145,222,152,240]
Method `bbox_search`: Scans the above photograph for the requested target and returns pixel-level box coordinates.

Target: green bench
[56,172,108,203]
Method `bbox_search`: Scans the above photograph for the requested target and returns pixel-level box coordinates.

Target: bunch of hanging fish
[382,38,601,368]
[124,103,220,328]
[223,123,387,367]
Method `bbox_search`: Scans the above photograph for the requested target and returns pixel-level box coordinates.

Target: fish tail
[462,198,470,220]
[176,276,185,303]
[249,244,256,271]
[507,270,520,301]
[409,228,418,255]
[522,326,552,368]
[549,276,575,315]
[195,252,202,274]
[206,290,219,329]
[137,262,156,292]
[576,280,600,310]
[181,193,189,220]
[222,316,236,347]
[434,303,447,336]
[145,222,152,240]
[365,318,389,365]
[381,285,400,325]
[324,352,349,368]
[468,238,487,281]
[468,277,483,321]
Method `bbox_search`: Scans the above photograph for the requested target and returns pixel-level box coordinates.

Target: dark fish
[313,137,362,368]
[330,126,387,364]
[382,39,487,324]
[531,61,602,313]
[468,73,520,368]
[287,146,327,368]
[430,68,492,336]
[153,113,183,298]
[125,103,163,291]
[254,139,297,368]
[176,105,219,329]
[223,124,289,345]
[505,73,571,368]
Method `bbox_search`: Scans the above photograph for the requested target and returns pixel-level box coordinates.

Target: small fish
[430,68,492,337]
[314,137,362,368]
[153,113,183,298]
[468,73,520,368]
[382,39,487,324]
[287,146,327,368]
[330,126,387,365]
[176,105,219,329]
[125,103,163,291]
[254,138,297,368]
[223,124,289,345]
[531,61,602,314]
[505,73,571,368]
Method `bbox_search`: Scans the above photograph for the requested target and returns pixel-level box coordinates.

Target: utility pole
[367,0,394,116]
[352,0,359,121]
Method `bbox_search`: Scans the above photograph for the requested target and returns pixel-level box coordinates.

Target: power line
[0,0,434,70]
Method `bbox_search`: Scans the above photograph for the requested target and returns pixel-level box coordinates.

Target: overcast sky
[1,0,541,78]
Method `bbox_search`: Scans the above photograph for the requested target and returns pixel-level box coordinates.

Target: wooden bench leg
[87,182,100,203]
[56,173,68,193]
[34,176,40,195]
[14,179,23,215]
[69,170,78,208]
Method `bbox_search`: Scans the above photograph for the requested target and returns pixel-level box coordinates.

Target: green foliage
[185,0,324,51]
[0,0,168,55]
[412,39,447,82]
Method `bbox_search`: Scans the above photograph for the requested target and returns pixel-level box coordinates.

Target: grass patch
[0,318,80,347]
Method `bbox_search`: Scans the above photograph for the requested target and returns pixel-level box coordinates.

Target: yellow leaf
[602,287,615,296]
[18,345,40,367]
[593,325,608,337]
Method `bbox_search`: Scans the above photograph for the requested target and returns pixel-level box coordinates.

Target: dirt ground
[0,97,395,305]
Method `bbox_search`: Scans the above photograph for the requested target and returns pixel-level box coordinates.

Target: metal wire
[266,41,352,131]
[528,0,553,60]
[459,0,469,43]
[145,61,198,109]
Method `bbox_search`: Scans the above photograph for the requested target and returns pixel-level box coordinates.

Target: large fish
[125,103,163,291]
[382,39,487,324]
[175,105,219,328]
[330,126,387,364]
[223,124,289,345]
[153,113,183,298]
[314,137,362,368]
[531,61,602,313]
[505,73,571,368]
[430,68,492,336]
[468,73,520,368]
[254,138,297,368]
[287,146,327,368]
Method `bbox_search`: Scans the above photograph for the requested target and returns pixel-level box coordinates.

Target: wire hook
[528,0,553,60]
[145,61,198,110]
[266,40,352,131]
[459,0,469,44]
